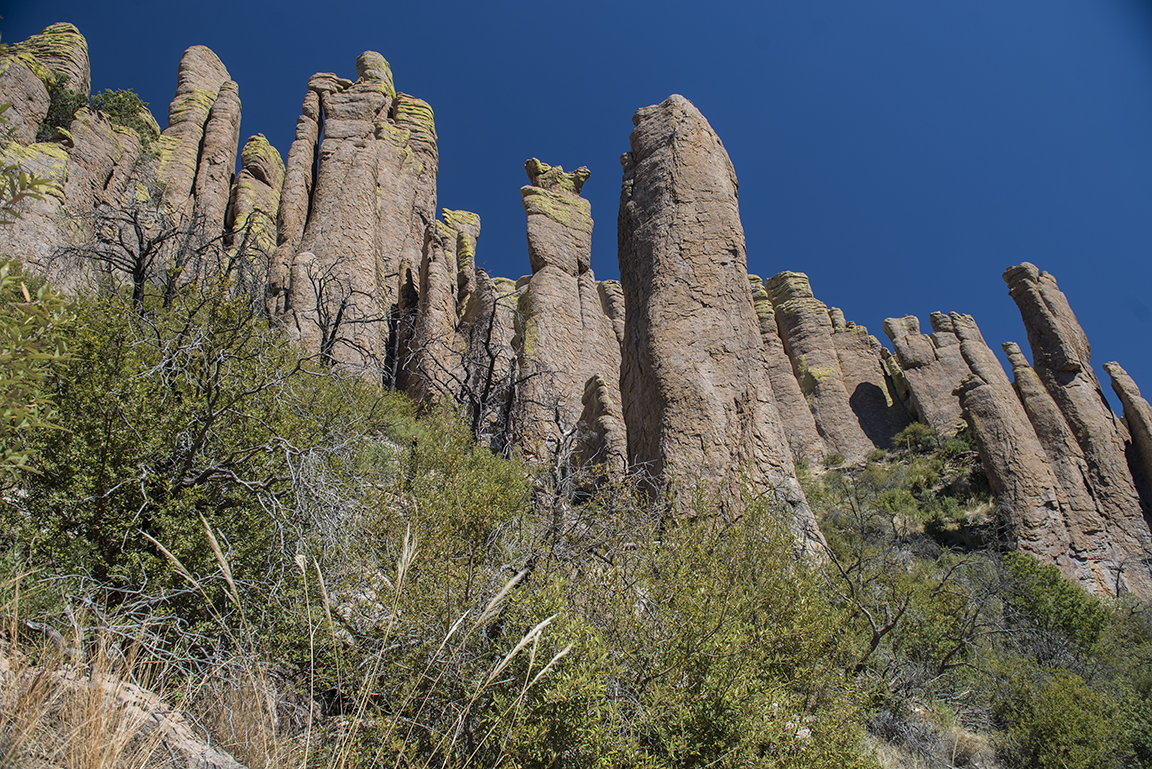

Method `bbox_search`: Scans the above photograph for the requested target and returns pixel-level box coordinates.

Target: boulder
[0,55,50,145]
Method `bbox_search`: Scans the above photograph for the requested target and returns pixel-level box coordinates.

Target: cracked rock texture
[618,94,821,550]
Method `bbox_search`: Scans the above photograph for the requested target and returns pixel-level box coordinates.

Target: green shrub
[92,89,157,149]
[823,451,846,468]
[35,79,88,141]
[1003,552,1108,651]
[892,422,937,452]
[994,666,1119,769]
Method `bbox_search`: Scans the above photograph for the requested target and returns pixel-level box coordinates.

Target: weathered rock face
[618,95,818,544]
[1104,361,1152,516]
[10,22,90,96]
[515,159,622,463]
[1005,263,1152,596]
[156,46,237,222]
[883,313,971,438]
[1002,342,1121,592]
[751,276,826,464]
[0,55,50,145]
[577,374,629,477]
[225,134,284,258]
[765,271,876,459]
[831,314,910,449]
[272,52,439,373]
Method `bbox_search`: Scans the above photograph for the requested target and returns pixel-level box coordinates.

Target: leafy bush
[92,89,157,149]
[35,79,88,141]
[994,666,1119,769]
[892,421,937,452]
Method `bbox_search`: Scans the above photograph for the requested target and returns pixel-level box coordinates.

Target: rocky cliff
[3,24,1151,595]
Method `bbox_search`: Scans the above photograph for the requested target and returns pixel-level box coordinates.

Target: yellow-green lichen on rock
[355,51,395,98]
[9,23,89,93]
[239,134,285,186]
[1,140,68,203]
[2,52,58,90]
[525,158,590,195]
[520,186,592,229]
[392,95,436,145]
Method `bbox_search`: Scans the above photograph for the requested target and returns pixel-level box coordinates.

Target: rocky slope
[3,24,1151,596]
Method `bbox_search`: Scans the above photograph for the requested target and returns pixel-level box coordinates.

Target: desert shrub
[993,665,1119,769]
[892,421,937,452]
[91,88,157,149]
[35,78,88,141]
[1002,552,1109,653]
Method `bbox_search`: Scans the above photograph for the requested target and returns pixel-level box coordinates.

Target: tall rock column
[618,95,819,544]
[750,276,826,464]
[1104,362,1152,519]
[515,159,622,465]
[156,46,239,224]
[225,134,284,259]
[1005,263,1152,596]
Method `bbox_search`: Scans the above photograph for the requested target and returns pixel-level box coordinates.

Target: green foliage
[994,666,1120,769]
[0,261,69,480]
[822,450,846,468]
[91,89,156,149]
[1003,551,1109,651]
[36,79,88,141]
[892,421,938,452]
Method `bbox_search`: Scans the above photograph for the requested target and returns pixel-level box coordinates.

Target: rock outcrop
[1104,361,1152,515]
[9,22,90,96]
[156,46,238,222]
[618,94,818,546]
[765,271,877,459]
[515,159,622,463]
[1005,263,1152,596]
[270,52,439,373]
[883,313,972,438]
[226,134,284,258]
[751,276,826,464]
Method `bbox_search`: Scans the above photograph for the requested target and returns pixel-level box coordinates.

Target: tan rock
[515,160,621,461]
[10,22,90,95]
[278,53,439,373]
[577,374,629,477]
[192,79,242,237]
[156,46,232,220]
[766,271,874,458]
[957,373,1072,571]
[0,55,50,145]
[832,319,910,449]
[883,313,971,438]
[751,276,826,463]
[226,134,284,259]
[1005,263,1151,596]
[1104,361,1152,514]
[618,95,819,547]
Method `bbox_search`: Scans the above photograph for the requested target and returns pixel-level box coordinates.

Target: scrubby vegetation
[1,157,1150,767]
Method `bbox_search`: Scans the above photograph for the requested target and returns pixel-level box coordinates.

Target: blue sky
[6,0,1152,406]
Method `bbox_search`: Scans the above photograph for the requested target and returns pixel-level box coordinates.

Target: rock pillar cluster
[269,52,438,373]
[4,24,1151,589]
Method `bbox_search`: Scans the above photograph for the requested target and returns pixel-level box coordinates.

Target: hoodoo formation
[3,24,1152,596]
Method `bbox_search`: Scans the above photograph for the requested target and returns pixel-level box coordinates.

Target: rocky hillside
[3,23,1152,598]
